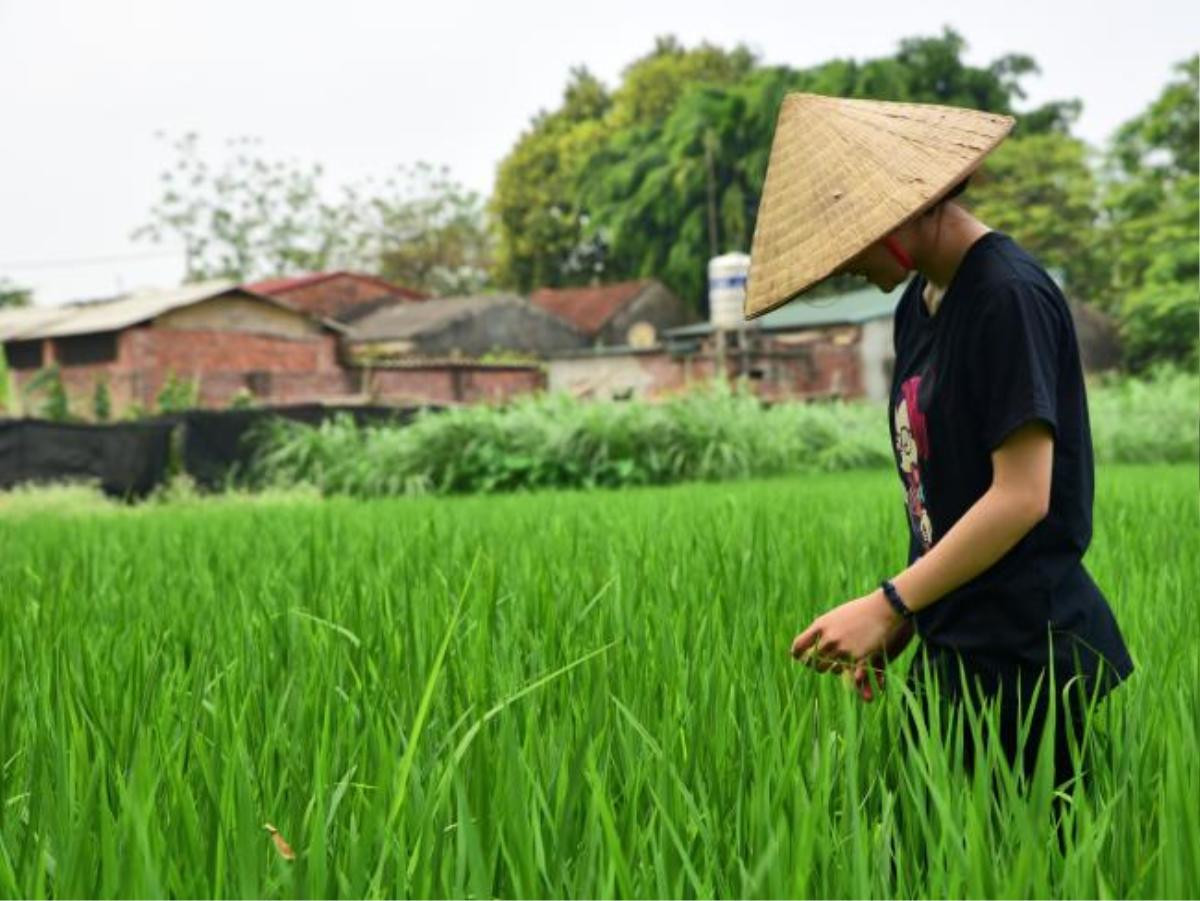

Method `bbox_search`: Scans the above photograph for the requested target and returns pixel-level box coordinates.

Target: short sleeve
[968,281,1063,452]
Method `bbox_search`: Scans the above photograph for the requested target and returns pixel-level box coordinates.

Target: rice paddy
[0,464,1195,898]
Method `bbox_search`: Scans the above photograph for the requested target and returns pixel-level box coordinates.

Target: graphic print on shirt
[894,373,933,552]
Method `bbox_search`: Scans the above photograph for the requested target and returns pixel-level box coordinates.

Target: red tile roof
[246,271,426,301]
[529,279,653,335]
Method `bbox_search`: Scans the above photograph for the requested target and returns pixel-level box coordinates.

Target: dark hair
[943,176,970,201]
[940,176,970,204]
[920,176,971,219]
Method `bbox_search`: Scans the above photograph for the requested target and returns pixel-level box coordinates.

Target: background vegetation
[0,465,1194,897]
[240,367,1198,499]
[114,30,1197,372]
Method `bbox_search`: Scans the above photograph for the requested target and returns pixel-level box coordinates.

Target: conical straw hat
[745,94,1014,319]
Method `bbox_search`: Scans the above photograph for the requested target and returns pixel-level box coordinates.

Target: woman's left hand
[790,590,902,672]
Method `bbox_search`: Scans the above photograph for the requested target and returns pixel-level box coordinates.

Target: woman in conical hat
[766,94,1134,788]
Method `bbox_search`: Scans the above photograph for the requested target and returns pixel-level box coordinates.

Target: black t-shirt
[888,231,1134,699]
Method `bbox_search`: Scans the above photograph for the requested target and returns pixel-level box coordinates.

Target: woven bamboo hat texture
[745,94,1014,319]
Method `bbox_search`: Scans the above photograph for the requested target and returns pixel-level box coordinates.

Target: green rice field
[0,464,1196,898]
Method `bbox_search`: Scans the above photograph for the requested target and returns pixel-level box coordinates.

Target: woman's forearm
[888,485,1046,615]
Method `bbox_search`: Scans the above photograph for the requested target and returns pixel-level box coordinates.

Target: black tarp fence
[0,405,437,499]
[0,419,175,498]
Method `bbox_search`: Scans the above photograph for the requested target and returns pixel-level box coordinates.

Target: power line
[0,248,184,271]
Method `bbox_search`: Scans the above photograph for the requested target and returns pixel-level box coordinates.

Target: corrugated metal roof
[665,284,902,338]
[348,294,528,341]
[0,280,236,340]
[0,280,349,341]
[0,305,72,342]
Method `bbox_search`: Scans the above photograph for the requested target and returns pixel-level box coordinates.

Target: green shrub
[242,369,1198,499]
[92,376,112,422]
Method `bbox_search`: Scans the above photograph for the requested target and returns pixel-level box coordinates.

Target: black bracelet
[880,579,914,620]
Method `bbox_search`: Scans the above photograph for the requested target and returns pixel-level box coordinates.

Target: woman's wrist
[879,579,914,621]
[872,586,905,627]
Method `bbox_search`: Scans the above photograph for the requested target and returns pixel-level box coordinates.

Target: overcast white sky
[1,0,1196,304]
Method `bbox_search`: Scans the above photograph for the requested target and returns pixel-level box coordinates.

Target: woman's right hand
[850,619,916,702]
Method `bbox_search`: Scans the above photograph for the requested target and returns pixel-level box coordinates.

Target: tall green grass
[243,368,1199,498]
[0,465,1194,897]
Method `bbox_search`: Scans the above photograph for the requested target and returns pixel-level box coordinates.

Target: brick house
[339,294,588,405]
[246,271,426,323]
[0,281,350,415]
[664,285,901,402]
[529,279,697,348]
[546,285,902,402]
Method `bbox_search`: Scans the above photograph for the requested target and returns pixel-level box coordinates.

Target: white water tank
[708,252,750,329]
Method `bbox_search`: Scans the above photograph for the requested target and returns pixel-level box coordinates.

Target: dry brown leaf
[263,822,296,861]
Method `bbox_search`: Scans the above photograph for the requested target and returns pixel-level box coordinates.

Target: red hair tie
[883,235,914,270]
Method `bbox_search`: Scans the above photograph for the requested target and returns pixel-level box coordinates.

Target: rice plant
[0,464,1194,897]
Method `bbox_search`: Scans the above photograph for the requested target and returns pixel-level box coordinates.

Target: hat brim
[745,94,1015,320]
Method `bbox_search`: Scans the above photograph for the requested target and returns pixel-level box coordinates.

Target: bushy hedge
[1088,365,1199,464]
[245,368,1197,497]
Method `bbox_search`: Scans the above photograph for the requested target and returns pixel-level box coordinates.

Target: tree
[1101,56,1199,371]
[491,30,1084,310]
[968,133,1106,300]
[606,36,756,129]
[578,70,790,304]
[488,67,615,291]
[345,163,491,297]
[0,278,32,308]
[133,134,488,294]
[489,42,757,292]
[133,133,350,282]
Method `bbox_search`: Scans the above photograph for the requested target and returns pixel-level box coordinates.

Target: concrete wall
[367,366,545,405]
[743,334,864,401]
[547,331,870,403]
[547,354,665,399]
[858,317,894,402]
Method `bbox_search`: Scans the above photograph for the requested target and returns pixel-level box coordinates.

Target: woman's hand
[850,619,916,701]
[790,590,905,678]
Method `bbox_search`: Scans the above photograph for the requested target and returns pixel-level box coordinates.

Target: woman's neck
[910,204,991,301]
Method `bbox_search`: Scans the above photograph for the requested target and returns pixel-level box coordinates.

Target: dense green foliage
[968,132,1105,300]
[491,35,1197,370]
[1099,57,1199,372]
[245,368,1198,498]
[492,29,1080,302]
[0,467,1195,897]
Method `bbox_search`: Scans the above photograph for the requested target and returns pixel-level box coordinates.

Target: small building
[666,285,901,402]
[530,279,697,348]
[341,294,589,405]
[0,281,350,415]
[246,271,426,323]
[346,294,588,360]
[547,285,901,402]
